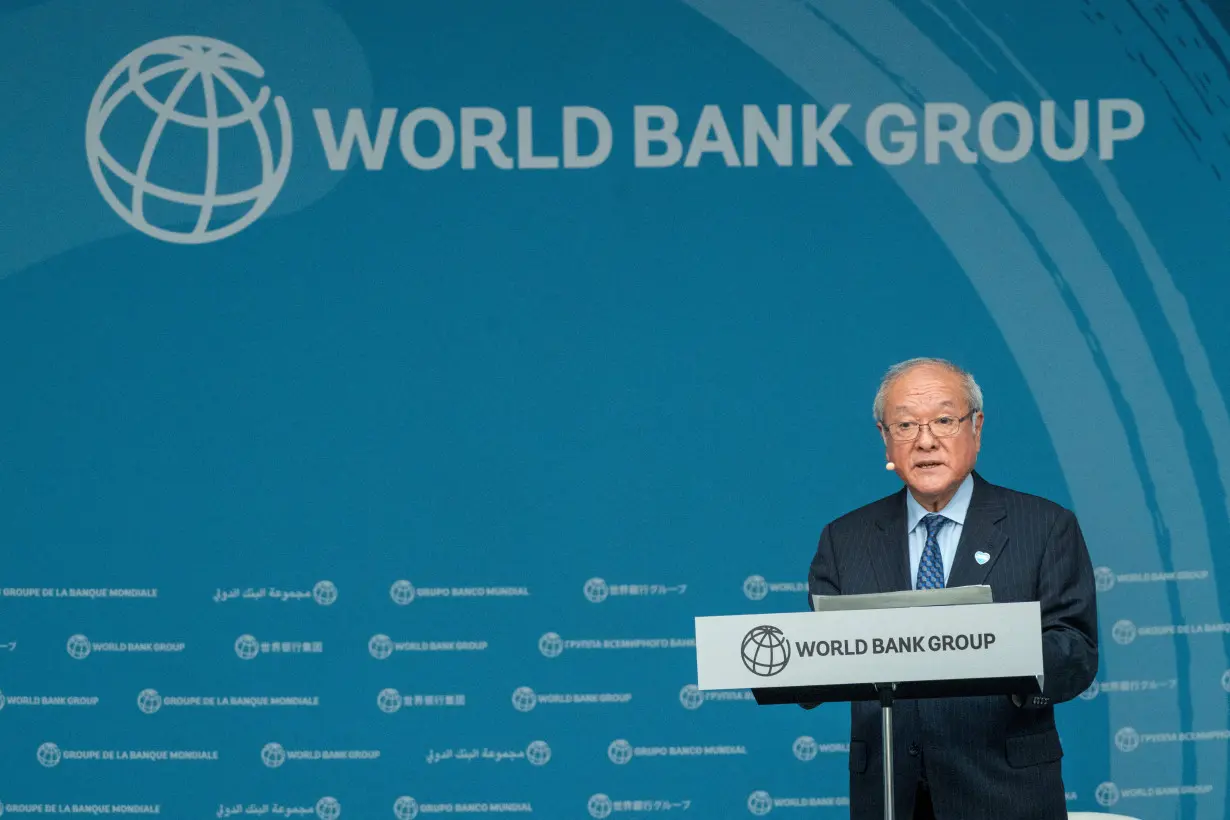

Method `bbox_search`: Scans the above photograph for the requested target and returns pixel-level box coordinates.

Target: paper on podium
[811,582,1043,693]
[810,584,992,612]
[807,584,1042,693]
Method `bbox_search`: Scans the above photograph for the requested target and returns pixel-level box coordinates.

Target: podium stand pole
[876,683,896,820]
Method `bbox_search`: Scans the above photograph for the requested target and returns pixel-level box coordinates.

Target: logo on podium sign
[740,625,791,677]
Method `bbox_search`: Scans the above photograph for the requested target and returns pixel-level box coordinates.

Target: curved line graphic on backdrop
[680,0,1226,813]
[953,3,1230,806]
[952,0,1230,529]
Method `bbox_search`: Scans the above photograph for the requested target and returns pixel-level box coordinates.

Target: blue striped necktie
[916,513,948,590]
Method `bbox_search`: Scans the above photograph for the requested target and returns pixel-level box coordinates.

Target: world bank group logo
[584,578,610,603]
[747,790,773,816]
[65,634,92,659]
[538,632,564,658]
[314,797,341,820]
[85,36,292,244]
[587,794,613,819]
[369,634,395,659]
[526,740,552,766]
[137,688,163,714]
[741,625,790,677]
[679,684,704,710]
[377,688,403,714]
[1093,566,1116,592]
[261,742,287,768]
[1111,619,1137,645]
[743,575,769,601]
[512,686,538,712]
[607,739,633,765]
[37,742,62,768]
[312,581,338,606]
[393,796,419,820]
[390,580,417,605]
[0,689,6,710]
[1221,669,1230,693]
[1114,727,1140,752]
[235,634,260,660]
[1095,782,1120,807]
[1079,681,1100,700]
[792,736,819,761]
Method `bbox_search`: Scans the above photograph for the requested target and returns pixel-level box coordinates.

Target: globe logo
[137,688,163,714]
[235,634,261,660]
[37,742,62,768]
[1079,681,1100,701]
[0,689,6,711]
[607,738,633,765]
[85,36,292,244]
[315,797,341,820]
[1114,727,1140,752]
[1111,619,1137,645]
[313,581,338,606]
[741,625,791,677]
[66,634,92,660]
[538,632,564,658]
[583,577,610,603]
[1221,669,1230,693]
[511,686,538,712]
[377,688,403,714]
[1093,566,1116,592]
[743,575,769,601]
[747,790,774,816]
[261,742,287,768]
[369,634,395,660]
[393,796,419,820]
[390,580,417,606]
[586,794,613,820]
[525,740,551,766]
[1095,782,1120,807]
[792,735,818,761]
[678,684,704,710]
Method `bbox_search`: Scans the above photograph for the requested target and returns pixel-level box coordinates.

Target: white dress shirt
[906,472,974,589]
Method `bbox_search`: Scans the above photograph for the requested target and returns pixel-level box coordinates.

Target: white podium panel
[695,602,1042,691]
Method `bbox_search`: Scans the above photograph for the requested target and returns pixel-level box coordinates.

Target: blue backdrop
[2,0,1229,817]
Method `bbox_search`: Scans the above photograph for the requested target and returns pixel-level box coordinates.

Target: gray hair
[872,357,984,422]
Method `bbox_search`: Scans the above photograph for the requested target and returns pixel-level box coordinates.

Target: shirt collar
[906,472,975,532]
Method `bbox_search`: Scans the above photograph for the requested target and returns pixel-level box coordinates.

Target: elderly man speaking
[805,358,1098,820]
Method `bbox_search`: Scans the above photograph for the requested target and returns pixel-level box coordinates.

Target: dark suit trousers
[913,782,936,820]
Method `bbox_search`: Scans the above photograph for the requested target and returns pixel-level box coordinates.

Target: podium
[694,587,1043,820]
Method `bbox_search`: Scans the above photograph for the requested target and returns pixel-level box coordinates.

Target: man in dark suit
[806,358,1097,820]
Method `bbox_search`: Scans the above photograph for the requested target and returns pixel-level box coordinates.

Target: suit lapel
[870,490,912,593]
[946,472,1009,588]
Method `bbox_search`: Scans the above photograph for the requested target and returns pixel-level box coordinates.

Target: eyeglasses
[882,411,977,442]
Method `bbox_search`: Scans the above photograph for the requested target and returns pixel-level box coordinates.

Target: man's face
[879,365,982,505]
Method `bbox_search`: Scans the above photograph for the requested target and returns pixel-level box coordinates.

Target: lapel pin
[974,551,990,565]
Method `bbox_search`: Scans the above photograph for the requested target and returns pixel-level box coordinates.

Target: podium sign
[695,601,1042,691]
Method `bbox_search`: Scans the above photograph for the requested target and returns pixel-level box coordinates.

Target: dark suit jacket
[805,472,1097,820]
